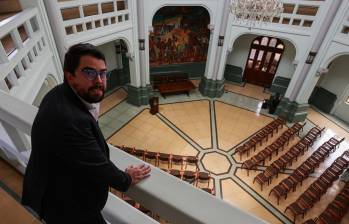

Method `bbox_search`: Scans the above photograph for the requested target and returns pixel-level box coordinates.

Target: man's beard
[81,84,105,103]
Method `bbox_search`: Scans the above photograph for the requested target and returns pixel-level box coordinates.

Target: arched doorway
[96,39,130,94]
[243,36,284,87]
[149,6,210,78]
[33,75,58,107]
[309,54,349,123]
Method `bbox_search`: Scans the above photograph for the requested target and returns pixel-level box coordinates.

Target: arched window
[243,36,285,87]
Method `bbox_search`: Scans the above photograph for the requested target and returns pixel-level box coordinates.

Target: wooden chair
[144,151,158,165]
[242,159,256,176]
[201,187,215,195]
[134,149,145,160]
[184,156,199,170]
[157,153,171,169]
[171,154,185,170]
[269,185,288,205]
[285,200,308,223]
[235,145,249,160]
[169,169,182,178]
[182,170,197,184]
[253,172,269,191]
[196,171,211,188]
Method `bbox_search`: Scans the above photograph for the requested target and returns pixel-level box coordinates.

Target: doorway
[243,36,284,87]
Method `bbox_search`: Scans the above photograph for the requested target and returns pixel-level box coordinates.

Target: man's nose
[95,74,103,83]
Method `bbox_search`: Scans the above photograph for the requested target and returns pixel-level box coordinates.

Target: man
[22,43,151,223]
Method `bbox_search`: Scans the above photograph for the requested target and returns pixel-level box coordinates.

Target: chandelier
[230,0,283,26]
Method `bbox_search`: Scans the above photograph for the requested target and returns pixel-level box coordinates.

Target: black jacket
[22,82,132,223]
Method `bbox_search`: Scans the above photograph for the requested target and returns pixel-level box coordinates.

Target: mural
[150,6,210,66]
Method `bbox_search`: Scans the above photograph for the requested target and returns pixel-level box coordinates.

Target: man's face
[66,55,107,103]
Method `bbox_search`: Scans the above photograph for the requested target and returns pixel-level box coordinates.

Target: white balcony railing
[334,2,349,46]
[58,0,131,39]
[0,8,46,94]
[231,0,328,35]
[0,89,266,224]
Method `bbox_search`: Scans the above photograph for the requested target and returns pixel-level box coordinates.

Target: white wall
[226,34,296,79]
[97,42,119,71]
[319,55,349,97]
[275,40,296,79]
[226,34,255,69]
[318,55,349,123]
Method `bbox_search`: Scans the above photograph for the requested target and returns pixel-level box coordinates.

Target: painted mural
[150,6,210,66]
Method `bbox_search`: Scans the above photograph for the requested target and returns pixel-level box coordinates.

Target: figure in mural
[150,6,210,66]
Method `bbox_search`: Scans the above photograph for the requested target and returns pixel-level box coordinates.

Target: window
[5,77,12,90]
[83,4,98,16]
[102,2,114,13]
[61,7,80,20]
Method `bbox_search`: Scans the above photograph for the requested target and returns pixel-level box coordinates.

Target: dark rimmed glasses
[81,68,110,81]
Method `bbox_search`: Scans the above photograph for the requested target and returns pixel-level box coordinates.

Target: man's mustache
[89,84,104,91]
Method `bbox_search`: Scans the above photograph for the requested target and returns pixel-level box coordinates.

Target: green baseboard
[275,97,308,122]
[199,77,224,98]
[126,84,152,106]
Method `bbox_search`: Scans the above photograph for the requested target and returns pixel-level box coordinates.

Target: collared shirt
[70,85,100,121]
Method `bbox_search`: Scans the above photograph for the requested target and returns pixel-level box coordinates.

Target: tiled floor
[0,159,40,223]
[1,82,349,224]
[224,82,271,101]
[100,87,128,116]
[104,83,349,224]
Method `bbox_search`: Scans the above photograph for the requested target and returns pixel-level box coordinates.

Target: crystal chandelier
[230,0,283,26]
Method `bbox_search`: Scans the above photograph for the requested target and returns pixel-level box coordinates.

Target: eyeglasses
[80,68,110,80]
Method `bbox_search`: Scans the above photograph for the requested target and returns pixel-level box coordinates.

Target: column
[126,0,151,106]
[275,0,342,122]
[199,0,230,98]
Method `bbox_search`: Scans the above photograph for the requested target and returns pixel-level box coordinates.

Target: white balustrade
[0,8,46,93]
[58,0,131,37]
[334,3,349,46]
[231,0,327,34]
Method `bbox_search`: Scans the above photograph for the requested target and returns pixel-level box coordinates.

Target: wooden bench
[152,73,196,98]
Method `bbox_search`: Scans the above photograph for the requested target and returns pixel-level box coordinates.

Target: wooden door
[243,37,284,87]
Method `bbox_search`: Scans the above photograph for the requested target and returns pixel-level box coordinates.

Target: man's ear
[64,71,74,83]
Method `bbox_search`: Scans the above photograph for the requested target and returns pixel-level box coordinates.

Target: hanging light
[230,0,283,26]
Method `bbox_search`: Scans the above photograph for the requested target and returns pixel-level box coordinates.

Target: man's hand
[125,164,151,185]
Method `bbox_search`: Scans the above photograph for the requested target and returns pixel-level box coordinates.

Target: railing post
[0,120,31,153]
[24,20,34,38]
[10,29,24,49]
[0,42,9,63]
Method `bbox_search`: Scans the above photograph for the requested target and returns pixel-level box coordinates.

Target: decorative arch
[149,6,210,66]
[33,74,58,107]
[229,32,299,62]
[243,36,285,87]
[322,51,349,69]
[151,4,212,26]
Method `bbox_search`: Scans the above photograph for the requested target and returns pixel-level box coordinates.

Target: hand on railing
[125,164,151,185]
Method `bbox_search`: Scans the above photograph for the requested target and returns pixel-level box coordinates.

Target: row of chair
[269,136,345,205]
[285,151,349,223]
[253,126,324,191]
[241,122,305,176]
[114,145,215,195]
[163,169,212,187]
[303,182,349,224]
[115,145,199,170]
[234,118,286,160]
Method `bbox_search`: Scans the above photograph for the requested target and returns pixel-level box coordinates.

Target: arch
[33,74,58,107]
[149,6,210,66]
[322,51,349,69]
[229,32,299,61]
[151,4,212,26]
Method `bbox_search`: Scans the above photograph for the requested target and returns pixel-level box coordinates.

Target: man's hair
[63,43,106,75]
